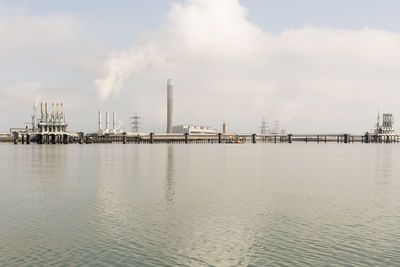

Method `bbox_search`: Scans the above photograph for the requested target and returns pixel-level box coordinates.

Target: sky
[1,0,400,133]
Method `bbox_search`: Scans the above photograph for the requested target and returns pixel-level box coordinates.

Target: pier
[3,132,400,145]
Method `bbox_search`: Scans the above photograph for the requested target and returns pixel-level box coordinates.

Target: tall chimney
[98,110,102,130]
[113,112,116,131]
[45,102,48,122]
[106,112,109,131]
[51,103,55,121]
[167,79,174,133]
[40,102,44,122]
[223,122,227,134]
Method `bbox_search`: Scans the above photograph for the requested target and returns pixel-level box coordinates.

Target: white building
[172,125,218,134]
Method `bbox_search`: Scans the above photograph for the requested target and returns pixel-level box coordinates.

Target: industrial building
[98,110,121,135]
[36,102,67,133]
[373,113,396,135]
[172,125,218,134]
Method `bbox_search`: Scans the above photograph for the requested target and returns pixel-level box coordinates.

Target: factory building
[98,110,121,135]
[172,125,218,135]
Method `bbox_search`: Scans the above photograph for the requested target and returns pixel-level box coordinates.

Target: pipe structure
[167,79,174,133]
[56,103,59,123]
[113,112,116,131]
[45,103,48,123]
[32,103,37,132]
[51,103,55,122]
[98,110,102,130]
[106,112,109,131]
[41,102,44,122]
[61,103,64,123]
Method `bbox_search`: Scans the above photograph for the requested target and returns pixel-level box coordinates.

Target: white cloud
[0,5,106,131]
[95,0,400,133]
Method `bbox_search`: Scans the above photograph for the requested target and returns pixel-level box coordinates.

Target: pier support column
[288,134,292,144]
[325,136,327,143]
[365,133,370,143]
[13,132,18,144]
[150,133,154,144]
[218,133,222,144]
[344,134,349,144]
[26,134,30,144]
[123,135,127,144]
[252,134,257,144]
[185,133,189,144]
[21,134,25,144]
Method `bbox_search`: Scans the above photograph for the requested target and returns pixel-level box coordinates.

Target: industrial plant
[97,110,122,135]
[3,79,400,145]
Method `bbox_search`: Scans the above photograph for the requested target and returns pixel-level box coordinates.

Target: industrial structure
[373,112,395,135]
[3,79,399,145]
[36,102,67,133]
[260,117,268,134]
[130,113,141,133]
[167,79,174,134]
[98,110,121,135]
[172,125,218,134]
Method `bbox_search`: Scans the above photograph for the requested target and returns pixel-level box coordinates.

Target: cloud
[94,0,400,133]
[0,5,105,131]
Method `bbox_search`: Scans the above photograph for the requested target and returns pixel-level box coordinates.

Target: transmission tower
[273,120,279,134]
[260,116,268,134]
[130,113,141,133]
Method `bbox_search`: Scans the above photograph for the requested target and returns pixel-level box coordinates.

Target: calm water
[1,143,400,266]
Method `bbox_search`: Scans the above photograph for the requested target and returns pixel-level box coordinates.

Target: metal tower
[260,117,268,134]
[130,113,141,133]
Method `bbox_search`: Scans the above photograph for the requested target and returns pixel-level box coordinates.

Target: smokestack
[98,110,102,130]
[223,122,227,134]
[106,111,109,131]
[167,79,174,133]
[113,112,116,131]
[60,103,64,123]
[51,103,55,121]
[56,103,59,123]
[40,102,44,122]
[45,102,48,122]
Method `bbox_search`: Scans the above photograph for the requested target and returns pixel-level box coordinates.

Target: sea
[1,143,400,266]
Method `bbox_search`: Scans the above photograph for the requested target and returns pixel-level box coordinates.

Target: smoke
[95,0,400,132]
[95,43,165,102]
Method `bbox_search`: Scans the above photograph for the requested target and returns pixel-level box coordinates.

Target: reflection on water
[1,144,400,266]
[164,145,175,206]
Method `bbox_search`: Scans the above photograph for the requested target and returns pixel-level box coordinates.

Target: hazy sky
[1,0,400,133]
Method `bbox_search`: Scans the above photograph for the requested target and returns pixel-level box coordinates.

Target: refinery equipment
[172,125,218,134]
[373,112,396,135]
[34,102,67,133]
[98,110,121,135]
